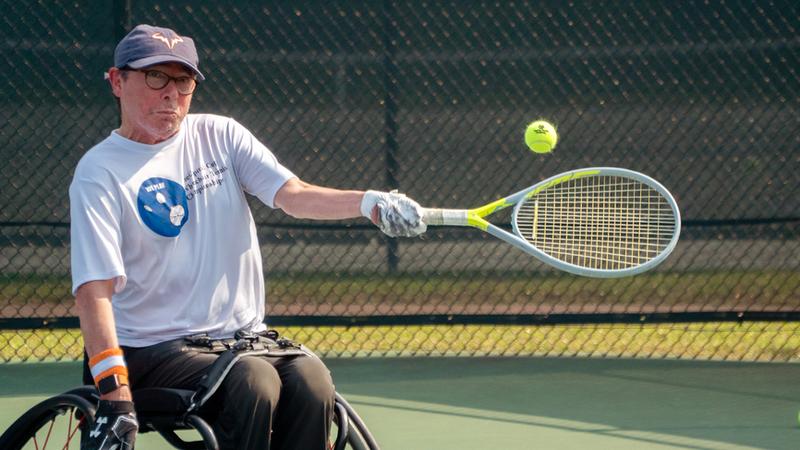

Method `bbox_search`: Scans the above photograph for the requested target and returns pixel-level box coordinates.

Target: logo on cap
[152,32,184,49]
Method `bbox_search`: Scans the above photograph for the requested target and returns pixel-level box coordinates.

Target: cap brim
[124,55,205,81]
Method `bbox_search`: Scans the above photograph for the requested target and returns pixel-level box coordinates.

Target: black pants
[84,338,335,450]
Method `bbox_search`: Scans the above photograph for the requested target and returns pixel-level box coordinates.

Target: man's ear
[107,67,123,98]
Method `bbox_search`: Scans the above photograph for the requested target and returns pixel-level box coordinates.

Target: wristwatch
[97,374,129,395]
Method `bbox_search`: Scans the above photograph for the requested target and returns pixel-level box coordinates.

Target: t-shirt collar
[109,122,185,152]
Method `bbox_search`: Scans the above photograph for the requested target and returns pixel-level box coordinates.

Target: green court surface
[1,357,798,449]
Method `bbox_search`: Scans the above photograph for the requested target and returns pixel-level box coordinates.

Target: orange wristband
[89,347,128,386]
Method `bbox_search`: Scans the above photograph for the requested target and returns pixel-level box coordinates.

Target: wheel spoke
[40,417,56,449]
[63,413,85,449]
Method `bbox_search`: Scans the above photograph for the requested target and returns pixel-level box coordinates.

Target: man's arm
[76,280,139,450]
[75,279,132,402]
[274,177,427,237]
[274,178,369,220]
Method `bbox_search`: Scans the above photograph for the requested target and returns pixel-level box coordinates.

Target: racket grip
[421,208,469,226]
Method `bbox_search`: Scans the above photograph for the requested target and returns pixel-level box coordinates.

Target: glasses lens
[144,71,170,89]
[175,78,197,95]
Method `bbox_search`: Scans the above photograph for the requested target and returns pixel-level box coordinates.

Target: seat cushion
[133,387,194,414]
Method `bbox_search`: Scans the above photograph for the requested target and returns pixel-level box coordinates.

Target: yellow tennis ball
[525,120,558,154]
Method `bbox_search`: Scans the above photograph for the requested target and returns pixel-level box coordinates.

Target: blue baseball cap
[114,24,205,81]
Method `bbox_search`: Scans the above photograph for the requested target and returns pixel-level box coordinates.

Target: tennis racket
[422,167,681,277]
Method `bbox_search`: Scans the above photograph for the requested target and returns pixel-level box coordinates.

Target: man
[70,24,426,450]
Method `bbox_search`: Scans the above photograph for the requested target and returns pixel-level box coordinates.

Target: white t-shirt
[69,114,296,347]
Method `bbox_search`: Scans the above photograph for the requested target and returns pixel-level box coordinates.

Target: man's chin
[144,125,181,143]
[154,120,181,135]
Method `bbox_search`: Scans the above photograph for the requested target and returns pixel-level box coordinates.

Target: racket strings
[514,175,676,269]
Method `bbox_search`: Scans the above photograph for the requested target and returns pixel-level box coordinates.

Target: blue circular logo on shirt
[137,177,189,237]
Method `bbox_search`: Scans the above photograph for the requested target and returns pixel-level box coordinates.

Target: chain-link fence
[1,0,798,362]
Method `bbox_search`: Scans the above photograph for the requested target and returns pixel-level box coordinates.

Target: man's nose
[160,79,180,98]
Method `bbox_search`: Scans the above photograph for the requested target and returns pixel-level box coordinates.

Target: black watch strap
[97,374,129,395]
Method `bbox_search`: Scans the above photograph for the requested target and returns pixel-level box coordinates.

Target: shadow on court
[327,357,800,450]
[1,357,798,449]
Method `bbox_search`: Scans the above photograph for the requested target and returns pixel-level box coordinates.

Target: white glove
[361,190,427,237]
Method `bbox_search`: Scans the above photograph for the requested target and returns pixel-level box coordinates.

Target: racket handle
[421,208,469,226]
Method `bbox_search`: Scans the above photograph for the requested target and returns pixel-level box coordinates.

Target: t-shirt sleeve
[69,171,127,296]
[225,118,296,208]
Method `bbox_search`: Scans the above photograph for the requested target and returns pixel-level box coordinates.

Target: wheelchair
[0,386,377,449]
[0,338,380,450]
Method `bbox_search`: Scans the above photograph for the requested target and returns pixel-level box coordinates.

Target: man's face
[110,63,195,144]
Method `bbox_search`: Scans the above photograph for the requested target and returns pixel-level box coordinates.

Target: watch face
[98,374,127,395]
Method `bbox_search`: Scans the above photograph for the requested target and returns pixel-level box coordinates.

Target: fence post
[112,0,132,42]
[382,0,399,272]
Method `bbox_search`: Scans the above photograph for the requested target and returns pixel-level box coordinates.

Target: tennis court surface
[1,356,798,449]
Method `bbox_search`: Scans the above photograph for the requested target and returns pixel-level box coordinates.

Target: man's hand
[82,400,138,450]
[361,190,427,237]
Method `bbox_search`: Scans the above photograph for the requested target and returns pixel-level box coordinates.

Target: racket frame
[422,167,681,278]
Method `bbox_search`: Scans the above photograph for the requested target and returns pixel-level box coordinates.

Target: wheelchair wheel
[333,392,380,450]
[0,393,96,450]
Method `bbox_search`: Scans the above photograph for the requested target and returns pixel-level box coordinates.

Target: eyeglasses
[124,69,198,95]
